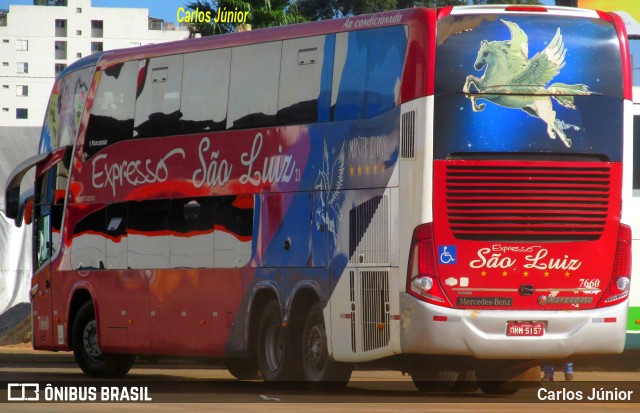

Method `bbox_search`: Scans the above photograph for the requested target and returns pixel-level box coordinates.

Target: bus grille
[445,164,610,241]
[361,270,390,353]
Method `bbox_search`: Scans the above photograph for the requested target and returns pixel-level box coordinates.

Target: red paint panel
[611,12,632,101]
[149,269,196,355]
[97,270,150,353]
[195,269,243,356]
[73,128,310,204]
[400,8,436,101]
[31,267,53,350]
[432,159,623,311]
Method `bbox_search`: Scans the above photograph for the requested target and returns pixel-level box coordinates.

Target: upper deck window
[227,41,282,129]
[331,25,407,121]
[83,61,138,158]
[181,49,231,134]
[277,35,334,125]
[134,55,184,138]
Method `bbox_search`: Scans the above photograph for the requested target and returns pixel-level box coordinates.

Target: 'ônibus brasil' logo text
[91,133,297,197]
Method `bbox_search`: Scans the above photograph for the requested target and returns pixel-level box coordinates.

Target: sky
[1,0,184,23]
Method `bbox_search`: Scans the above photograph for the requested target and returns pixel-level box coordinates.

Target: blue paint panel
[333,26,407,122]
[364,26,407,118]
[435,15,624,161]
[317,34,335,123]
[228,107,402,357]
[259,193,314,268]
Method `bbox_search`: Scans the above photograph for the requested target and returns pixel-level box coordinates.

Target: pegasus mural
[314,141,345,247]
[463,19,591,148]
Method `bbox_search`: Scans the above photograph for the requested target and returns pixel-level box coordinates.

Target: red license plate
[506,322,544,337]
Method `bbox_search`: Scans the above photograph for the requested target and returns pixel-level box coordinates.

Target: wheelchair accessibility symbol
[438,246,456,265]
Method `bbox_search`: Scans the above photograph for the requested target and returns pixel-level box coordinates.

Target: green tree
[185,0,306,37]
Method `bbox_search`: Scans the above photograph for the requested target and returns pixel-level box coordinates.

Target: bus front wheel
[225,358,260,380]
[302,301,352,390]
[72,301,135,378]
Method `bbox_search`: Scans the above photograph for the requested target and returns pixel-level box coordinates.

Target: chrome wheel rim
[304,322,327,375]
[83,320,101,361]
[264,321,284,372]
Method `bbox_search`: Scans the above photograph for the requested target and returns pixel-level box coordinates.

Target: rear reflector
[593,317,617,323]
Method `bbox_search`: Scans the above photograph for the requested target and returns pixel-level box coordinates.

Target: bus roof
[58,51,104,79]
[95,8,429,70]
[94,5,617,73]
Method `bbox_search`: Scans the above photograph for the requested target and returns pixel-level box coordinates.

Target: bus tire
[411,369,458,392]
[255,300,295,382]
[302,301,352,390]
[452,370,479,392]
[476,380,518,395]
[225,358,260,380]
[72,301,135,378]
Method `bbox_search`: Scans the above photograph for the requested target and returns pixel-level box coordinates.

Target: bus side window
[170,197,215,268]
[70,206,106,270]
[134,55,184,138]
[331,26,407,121]
[181,49,230,134]
[50,148,71,256]
[84,61,138,159]
[277,35,332,125]
[227,41,281,129]
[127,200,170,269]
[34,170,52,269]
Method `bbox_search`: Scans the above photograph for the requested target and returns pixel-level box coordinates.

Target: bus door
[31,147,69,349]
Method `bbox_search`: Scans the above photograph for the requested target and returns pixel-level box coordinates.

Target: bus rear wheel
[256,300,297,382]
[302,302,352,390]
[411,369,458,392]
[72,301,135,378]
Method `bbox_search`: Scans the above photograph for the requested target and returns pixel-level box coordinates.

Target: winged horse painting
[463,20,591,148]
[314,141,345,247]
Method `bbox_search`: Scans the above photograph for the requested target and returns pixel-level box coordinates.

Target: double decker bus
[5,5,632,393]
[615,9,640,354]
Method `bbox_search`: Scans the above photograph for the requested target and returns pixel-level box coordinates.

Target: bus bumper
[400,293,628,358]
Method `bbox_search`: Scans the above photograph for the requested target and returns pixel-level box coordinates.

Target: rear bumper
[400,292,627,358]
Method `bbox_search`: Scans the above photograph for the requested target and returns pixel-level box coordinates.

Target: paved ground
[1,344,640,412]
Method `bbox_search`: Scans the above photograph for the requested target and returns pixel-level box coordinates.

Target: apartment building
[0,0,188,127]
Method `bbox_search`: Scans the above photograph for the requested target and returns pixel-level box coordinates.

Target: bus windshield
[39,67,94,154]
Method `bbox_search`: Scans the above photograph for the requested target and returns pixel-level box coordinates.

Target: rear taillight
[504,6,547,12]
[407,223,452,308]
[597,224,632,308]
